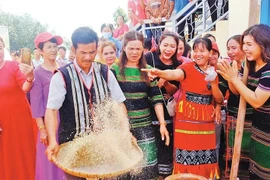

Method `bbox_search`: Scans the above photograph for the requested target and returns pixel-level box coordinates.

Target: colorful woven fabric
[244,63,270,179]
[250,127,270,179]
[227,116,252,153]
[173,62,219,179]
[111,64,163,179]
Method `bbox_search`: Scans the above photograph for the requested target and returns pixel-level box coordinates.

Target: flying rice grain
[56,99,143,175]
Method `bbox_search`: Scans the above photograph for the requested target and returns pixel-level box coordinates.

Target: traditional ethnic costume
[218,63,253,178]
[243,63,270,180]
[173,62,219,179]
[145,51,181,176]
[224,83,253,178]
[111,64,163,179]
[47,60,126,180]
[57,62,110,144]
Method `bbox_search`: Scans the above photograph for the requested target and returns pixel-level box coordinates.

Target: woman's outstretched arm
[141,68,185,81]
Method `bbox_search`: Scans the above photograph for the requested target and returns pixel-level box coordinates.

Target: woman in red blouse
[142,38,223,179]
[113,15,129,41]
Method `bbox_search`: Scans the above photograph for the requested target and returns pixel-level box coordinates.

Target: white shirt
[47,60,126,110]
[4,48,12,61]
[32,58,44,68]
[56,58,71,64]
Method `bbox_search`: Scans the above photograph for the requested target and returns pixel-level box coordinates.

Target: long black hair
[119,30,149,83]
[241,24,270,72]
[192,38,212,51]
[157,31,179,67]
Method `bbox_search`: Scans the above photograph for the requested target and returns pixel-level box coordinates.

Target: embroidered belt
[186,91,212,105]
[175,129,215,135]
[175,148,217,165]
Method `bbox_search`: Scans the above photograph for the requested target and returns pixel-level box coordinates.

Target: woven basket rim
[165,173,208,180]
[52,141,143,178]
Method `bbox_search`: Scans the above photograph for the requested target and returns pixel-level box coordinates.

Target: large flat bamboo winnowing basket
[165,173,208,180]
[52,141,143,179]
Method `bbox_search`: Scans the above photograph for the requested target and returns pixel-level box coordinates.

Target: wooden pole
[248,0,261,27]
[230,60,249,180]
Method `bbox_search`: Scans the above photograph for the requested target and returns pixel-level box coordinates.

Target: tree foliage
[0,10,48,50]
[63,38,72,50]
[112,7,128,27]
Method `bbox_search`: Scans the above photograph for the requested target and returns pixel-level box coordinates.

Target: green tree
[0,10,48,51]
[113,7,128,27]
[63,37,72,50]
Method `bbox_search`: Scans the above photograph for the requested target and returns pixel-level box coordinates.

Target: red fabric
[173,120,219,178]
[113,24,129,38]
[0,61,36,180]
[173,62,219,178]
[32,118,38,144]
[173,163,219,179]
[128,0,146,26]
[174,122,215,150]
[177,61,218,98]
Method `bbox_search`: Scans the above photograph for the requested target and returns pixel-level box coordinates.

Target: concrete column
[228,0,261,37]
[216,20,229,58]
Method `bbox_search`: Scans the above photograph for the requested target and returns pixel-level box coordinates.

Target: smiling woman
[144,31,181,178]
[141,37,223,179]
[30,32,66,180]
[217,24,270,180]
[98,41,118,67]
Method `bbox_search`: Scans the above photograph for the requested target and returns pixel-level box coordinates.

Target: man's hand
[131,135,137,145]
[45,140,59,162]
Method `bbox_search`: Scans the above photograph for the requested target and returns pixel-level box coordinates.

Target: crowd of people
[128,0,228,42]
[1,1,270,180]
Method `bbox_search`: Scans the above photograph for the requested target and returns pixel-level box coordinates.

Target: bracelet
[38,125,45,130]
[26,78,35,83]
[160,121,167,126]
